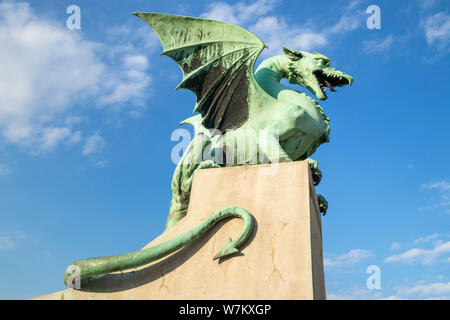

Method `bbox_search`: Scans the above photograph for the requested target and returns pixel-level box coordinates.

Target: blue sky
[0,0,449,299]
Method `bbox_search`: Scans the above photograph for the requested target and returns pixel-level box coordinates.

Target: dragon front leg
[306,158,322,186]
[180,159,221,192]
[317,194,328,216]
[306,159,327,215]
[257,131,293,163]
[167,159,221,230]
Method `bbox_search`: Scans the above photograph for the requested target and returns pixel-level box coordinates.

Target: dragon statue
[64,13,353,287]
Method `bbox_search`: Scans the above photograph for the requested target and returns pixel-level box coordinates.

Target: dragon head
[282,46,353,101]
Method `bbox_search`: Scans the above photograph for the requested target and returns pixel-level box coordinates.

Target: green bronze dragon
[64,12,353,287]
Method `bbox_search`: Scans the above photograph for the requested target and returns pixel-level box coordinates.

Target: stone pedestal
[37,161,326,300]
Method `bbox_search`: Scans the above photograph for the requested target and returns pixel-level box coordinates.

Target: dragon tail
[64,206,253,287]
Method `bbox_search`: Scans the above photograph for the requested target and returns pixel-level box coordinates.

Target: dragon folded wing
[134,12,266,131]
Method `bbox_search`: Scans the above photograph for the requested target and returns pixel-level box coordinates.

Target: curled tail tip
[214,237,238,260]
[214,248,238,260]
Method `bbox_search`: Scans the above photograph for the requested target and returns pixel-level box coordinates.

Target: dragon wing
[134,12,266,131]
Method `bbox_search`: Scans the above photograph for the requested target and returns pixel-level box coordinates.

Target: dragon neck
[254,55,331,152]
[254,55,291,99]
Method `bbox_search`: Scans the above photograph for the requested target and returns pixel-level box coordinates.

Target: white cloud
[95,160,107,167]
[324,249,374,268]
[201,2,240,25]
[423,11,450,53]
[99,54,150,109]
[328,15,360,34]
[385,240,450,265]
[0,2,101,152]
[250,16,327,55]
[201,0,364,57]
[0,1,153,154]
[327,286,383,300]
[395,282,450,298]
[363,34,395,53]
[389,242,403,251]
[328,1,364,34]
[40,127,72,152]
[413,233,440,244]
[422,181,450,191]
[0,231,33,250]
[124,55,148,70]
[69,131,82,144]
[82,132,105,156]
[426,295,450,300]
[420,180,450,214]
[383,295,406,300]
[0,163,12,176]
[64,115,82,128]
[201,0,277,25]
[106,24,160,54]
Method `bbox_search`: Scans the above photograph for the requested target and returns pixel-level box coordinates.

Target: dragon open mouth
[313,70,352,100]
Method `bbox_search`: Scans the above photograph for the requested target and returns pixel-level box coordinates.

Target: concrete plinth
[37,161,326,300]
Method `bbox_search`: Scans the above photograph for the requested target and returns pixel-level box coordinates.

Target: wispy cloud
[0,231,30,250]
[94,160,108,167]
[99,54,150,112]
[324,249,374,268]
[422,11,450,54]
[420,180,450,214]
[105,24,160,55]
[389,242,403,251]
[385,240,450,265]
[249,16,327,55]
[328,0,365,34]
[413,233,440,244]
[201,0,277,26]
[329,279,450,300]
[394,281,450,299]
[0,1,154,155]
[82,132,105,156]
[363,34,395,53]
[327,286,383,300]
[422,181,450,191]
[201,0,365,57]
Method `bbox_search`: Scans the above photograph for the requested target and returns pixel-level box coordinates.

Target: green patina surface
[63,13,353,287]
[140,13,353,228]
[64,206,253,286]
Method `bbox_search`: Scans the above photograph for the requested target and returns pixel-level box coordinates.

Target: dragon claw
[317,194,328,216]
[306,158,322,186]
[311,167,322,186]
